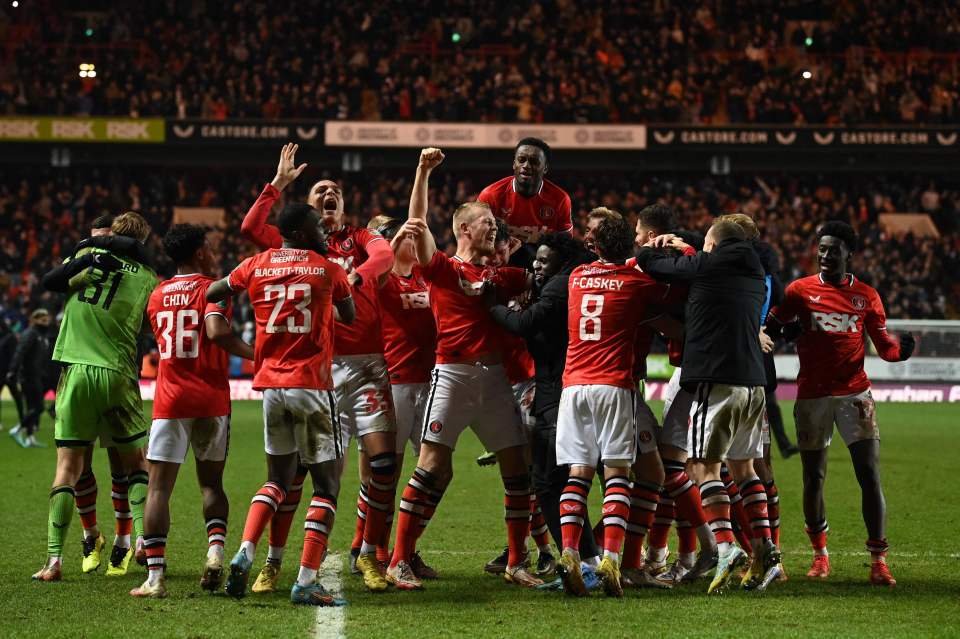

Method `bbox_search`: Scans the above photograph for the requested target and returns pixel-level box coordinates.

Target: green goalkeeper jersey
[52,247,157,380]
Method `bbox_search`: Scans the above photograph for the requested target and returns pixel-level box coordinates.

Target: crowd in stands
[1,167,956,336]
[2,1,959,124]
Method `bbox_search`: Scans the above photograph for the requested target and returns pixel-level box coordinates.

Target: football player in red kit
[478,137,572,264]
[555,215,673,598]
[240,144,398,593]
[767,221,914,587]
[131,225,254,599]
[387,148,541,591]
[366,214,439,580]
[209,202,356,606]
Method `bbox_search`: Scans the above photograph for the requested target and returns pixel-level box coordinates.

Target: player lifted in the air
[240,144,398,593]
[478,137,572,266]
[387,148,542,591]
[130,224,254,598]
[33,213,156,582]
[767,221,914,587]
[209,202,355,606]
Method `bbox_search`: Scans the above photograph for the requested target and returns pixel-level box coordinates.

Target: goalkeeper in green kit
[32,212,157,581]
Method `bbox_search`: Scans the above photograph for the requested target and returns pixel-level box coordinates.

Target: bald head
[704,219,746,253]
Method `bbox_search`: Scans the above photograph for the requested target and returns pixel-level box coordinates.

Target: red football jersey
[378,270,436,384]
[504,332,535,384]
[478,176,573,242]
[770,274,901,399]
[324,226,388,356]
[147,274,232,419]
[228,248,351,390]
[624,256,685,382]
[563,261,672,390]
[238,184,391,356]
[420,251,529,364]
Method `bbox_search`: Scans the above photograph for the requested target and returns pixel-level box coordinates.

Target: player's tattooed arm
[205,315,254,360]
[205,277,234,303]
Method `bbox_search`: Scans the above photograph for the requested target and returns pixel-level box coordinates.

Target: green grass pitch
[1,400,958,638]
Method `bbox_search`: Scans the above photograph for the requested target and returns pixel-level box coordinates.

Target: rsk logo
[400,291,430,309]
[811,312,859,333]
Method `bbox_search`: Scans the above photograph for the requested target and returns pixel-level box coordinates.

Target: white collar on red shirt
[173,273,199,278]
[511,178,544,196]
[818,273,855,287]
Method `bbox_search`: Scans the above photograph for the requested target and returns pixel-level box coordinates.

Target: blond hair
[367,214,391,231]
[452,201,492,239]
[111,211,151,243]
[717,213,759,239]
[587,206,622,222]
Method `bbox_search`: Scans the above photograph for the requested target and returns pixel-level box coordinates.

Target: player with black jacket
[635,219,781,594]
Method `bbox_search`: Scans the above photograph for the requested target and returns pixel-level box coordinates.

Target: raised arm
[241,143,307,250]
[408,147,444,264]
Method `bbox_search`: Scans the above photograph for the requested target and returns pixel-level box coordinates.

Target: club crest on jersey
[539,205,555,219]
[340,237,354,251]
[851,295,867,310]
[429,420,443,434]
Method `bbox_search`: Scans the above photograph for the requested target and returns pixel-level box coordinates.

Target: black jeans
[20,378,46,436]
[530,421,600,560]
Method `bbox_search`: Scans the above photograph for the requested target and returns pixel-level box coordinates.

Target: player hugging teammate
[31,141,914,604]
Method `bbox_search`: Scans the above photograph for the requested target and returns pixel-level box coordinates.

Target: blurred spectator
[1,167,956,325]
[1,1,958,124]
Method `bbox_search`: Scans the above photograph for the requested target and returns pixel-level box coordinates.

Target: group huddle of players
[31,138,914,606]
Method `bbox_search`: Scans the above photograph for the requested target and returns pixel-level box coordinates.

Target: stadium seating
[2,1,958,123]
[1,168,955,330]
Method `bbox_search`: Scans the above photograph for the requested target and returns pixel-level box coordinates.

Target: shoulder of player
[850,276,880,297]
[480,176,513,198]
[787,274,820,292]
[542,178,570,201]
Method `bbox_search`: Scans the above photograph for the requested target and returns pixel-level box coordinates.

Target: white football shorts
[262,388,341,464]
[793,389,879,451]
[659,367,693,452]
[512,378,537,429]
[420,363,526,453]
[687,383,765,461]
[333,354,398,450]
[557,384,637,468]
[147,415,230,464]
[390,382,427,456]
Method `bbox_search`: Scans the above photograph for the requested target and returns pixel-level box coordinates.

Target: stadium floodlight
[451,32,461,43]
[79,63,96,78]
[12,1,19,7]
[802,70,813,79]
[804,36,813,46]
[85,27,93,37]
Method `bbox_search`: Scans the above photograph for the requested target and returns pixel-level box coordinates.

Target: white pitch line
[313,553,346,639]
